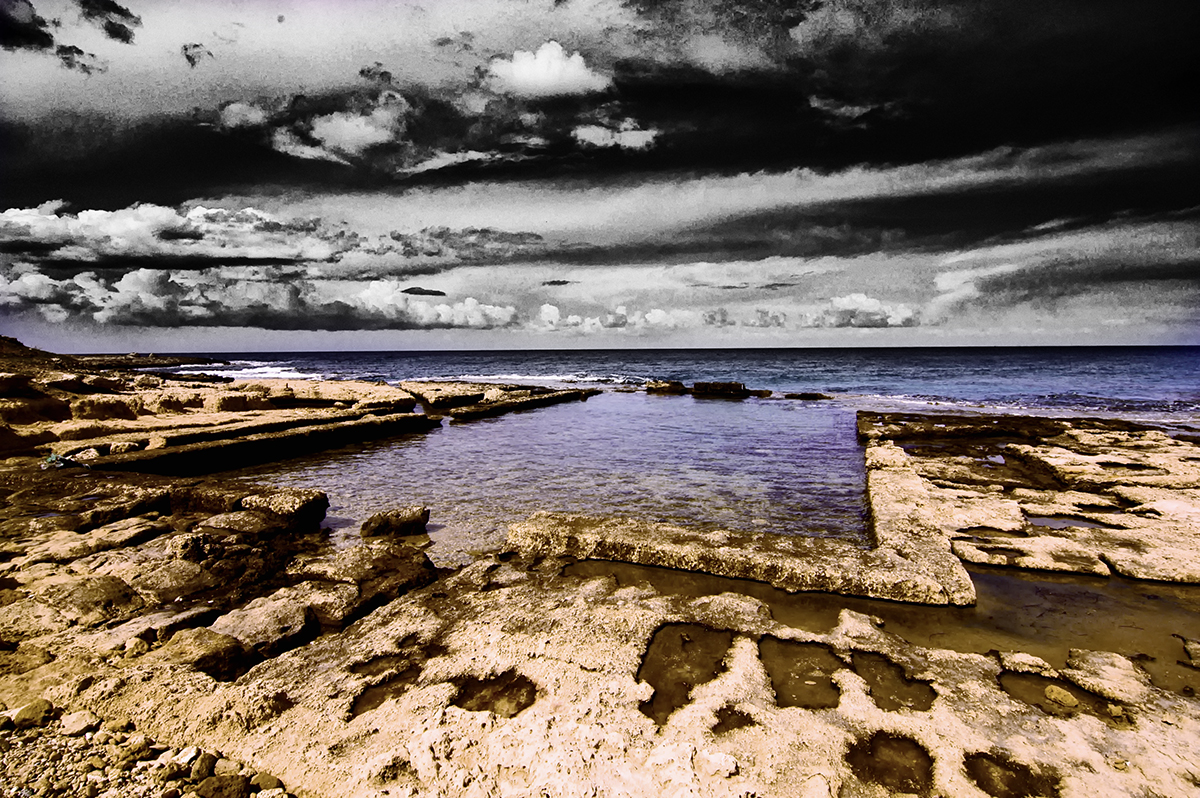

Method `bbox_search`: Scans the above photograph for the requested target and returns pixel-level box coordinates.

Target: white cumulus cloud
[487,41,611,98]
[219,102,269,129]
[815,293,918,328]
[572,120,658,150]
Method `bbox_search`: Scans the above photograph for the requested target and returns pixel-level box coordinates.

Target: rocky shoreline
[2,338,1200,797]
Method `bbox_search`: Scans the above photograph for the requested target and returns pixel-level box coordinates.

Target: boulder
[250,773,283,791]
[12,698,55,729]
[196,511,279,536]
[691,381,750,399]
[196,775,252,798]
[240,489,329,530]
[112,559,219,604]
[361,506,430,537]
[0,371,33,395]
[209,594,320,658]
[82,375,127,392]
[168,533,219,563]
[287,541,438,607]
[60,710,101,736]
[146,628,247,681]
[191,752,219,781]
[34,575,144,627]
[645,380,688,394]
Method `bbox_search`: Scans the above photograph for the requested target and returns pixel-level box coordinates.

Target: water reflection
[227,391,868,564]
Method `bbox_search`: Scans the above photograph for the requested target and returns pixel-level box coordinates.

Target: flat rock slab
[859,411,1200,584]
[448,388,601,421]
[398,381,493,408]
[507,511,974,605]
[88,412,440,475]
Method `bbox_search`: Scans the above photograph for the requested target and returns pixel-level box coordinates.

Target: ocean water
[191,346,1200,564]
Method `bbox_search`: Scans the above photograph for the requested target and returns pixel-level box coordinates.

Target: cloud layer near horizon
[3,136,1197,344]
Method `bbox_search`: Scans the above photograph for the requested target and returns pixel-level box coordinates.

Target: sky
[1,0,1198,352]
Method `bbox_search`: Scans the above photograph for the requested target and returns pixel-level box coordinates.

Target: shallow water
[566,560,1200,695]
[230,391,868,564]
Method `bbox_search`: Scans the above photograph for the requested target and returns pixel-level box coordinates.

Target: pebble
[0,703,292,798]
[1043,684,1079,708]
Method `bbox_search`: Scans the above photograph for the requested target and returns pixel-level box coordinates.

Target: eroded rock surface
[6,553,1194,798]
[860,411,1200,585]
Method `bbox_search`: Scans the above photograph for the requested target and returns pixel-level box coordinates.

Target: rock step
[54,405,411,456]
[89,412,441,475]
[448,389,601,421]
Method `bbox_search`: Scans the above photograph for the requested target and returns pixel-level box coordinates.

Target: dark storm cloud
[1,0,137,74]
[925,215,1200,321]
[6,1,1197,205]
[789,0,1199,152]
[963,253,1200,313]
[0,0,54,51]
[76,0,140,44]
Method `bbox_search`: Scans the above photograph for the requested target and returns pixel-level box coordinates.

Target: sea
[172,346,1200,566]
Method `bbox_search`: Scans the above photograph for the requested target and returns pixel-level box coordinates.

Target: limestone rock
[1043,684,1078,707]
[508,511,975,605]
[361,506,430,537]
[691,381,750,399]
[23,516,170,565]
[0,424,55,452]
[12,698,55,729]
[60,710,101,736]
[196,778,251,798]
[250,773,282,791]
[645,380,688,394]
[997,651,1058,677]
[33,575,144,626]
[0,597,72,640]
[240,489,329,530]
[110,559,219,604]
[266,581,360,629]
[209,594,320,658]
[204,392,251,412]
[196,511,278,536]
[0,371,33,395]
[71,396,140,421]
[1061,649,1153,703]
[287,540,437,607]
[145,627,248,681]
